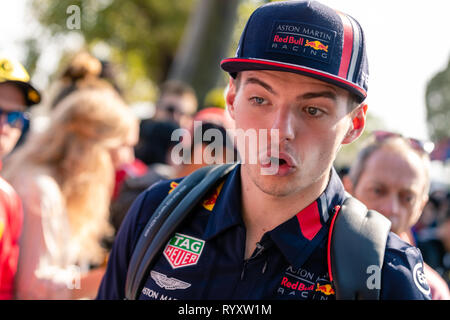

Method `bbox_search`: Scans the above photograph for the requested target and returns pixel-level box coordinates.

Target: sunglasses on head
[372,130,435,154]
[0,108,29,129]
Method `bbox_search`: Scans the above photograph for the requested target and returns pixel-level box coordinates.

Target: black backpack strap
[329,195,391,300]
[124,163,238,300]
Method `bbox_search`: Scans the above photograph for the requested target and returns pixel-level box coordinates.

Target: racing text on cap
[267,21,336,64]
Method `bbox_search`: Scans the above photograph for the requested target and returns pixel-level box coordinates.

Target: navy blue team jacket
[97,164,431,300]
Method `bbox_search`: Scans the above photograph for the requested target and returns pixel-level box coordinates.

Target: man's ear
[225,77,237,120]
[342,103,368,144]
[410,193,429,231]
[419,193,429,218]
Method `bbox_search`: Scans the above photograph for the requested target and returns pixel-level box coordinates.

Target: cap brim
[9,81,41,106]
[221,57,366,102]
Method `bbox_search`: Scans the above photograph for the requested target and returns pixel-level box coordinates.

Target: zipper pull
[254,242,265,257]
[262,260,268,274]
[241,260,248,280]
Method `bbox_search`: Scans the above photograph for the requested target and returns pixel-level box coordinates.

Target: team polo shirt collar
[202,164,244,240]
[269,168,346,269]
[202,165,347,269]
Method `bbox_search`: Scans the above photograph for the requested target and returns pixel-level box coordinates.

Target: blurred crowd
[0,50,449,299]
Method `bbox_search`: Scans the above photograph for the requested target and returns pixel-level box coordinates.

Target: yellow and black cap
[0,55,41,106]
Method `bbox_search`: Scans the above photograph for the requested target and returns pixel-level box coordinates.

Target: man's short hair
[347,93,362,112]
[348,136,431,195]
[158,80,198,112]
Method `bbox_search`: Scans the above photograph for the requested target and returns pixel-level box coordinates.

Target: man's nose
[271,106,295,142]
[127,148,136,164]
[0,114,7,124]
[0,114,8,129]
[382,195,401,218]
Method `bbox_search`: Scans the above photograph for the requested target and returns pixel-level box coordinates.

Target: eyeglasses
[0,108,29,129]
[372,130,435,154]
[164,105,184,116]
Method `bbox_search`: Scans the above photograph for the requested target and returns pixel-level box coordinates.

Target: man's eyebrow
[242,77,338,101]
[299,91,337,101]
[243,77,278,95]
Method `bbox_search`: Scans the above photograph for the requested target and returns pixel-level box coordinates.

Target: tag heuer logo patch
[150,270,191,290]
[163,233,205,269]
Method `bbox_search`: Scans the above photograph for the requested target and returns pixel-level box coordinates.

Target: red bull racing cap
[221,0,369,102]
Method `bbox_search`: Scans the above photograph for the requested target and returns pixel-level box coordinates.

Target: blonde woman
[3,88,138,299]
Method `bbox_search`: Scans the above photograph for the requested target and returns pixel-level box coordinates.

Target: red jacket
[0,176,23,299]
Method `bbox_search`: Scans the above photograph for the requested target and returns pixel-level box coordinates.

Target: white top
[9,166,84,299]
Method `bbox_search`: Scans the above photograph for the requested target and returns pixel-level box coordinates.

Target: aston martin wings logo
[150,271,191,290]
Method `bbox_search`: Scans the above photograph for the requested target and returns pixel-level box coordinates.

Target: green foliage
[203,87,226,109]
[22,38,40,77]
[335,112,387,169]
[32,0,194,102]
[167,0,240,108]
[425,58,450,142]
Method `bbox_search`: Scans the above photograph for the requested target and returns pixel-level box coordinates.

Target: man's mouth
[260,152,297,176]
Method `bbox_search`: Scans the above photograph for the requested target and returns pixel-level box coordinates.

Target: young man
[0,55,41,299]
[97,1,431,300]
[135,80,197,166]
[152,80,198,129]
[344,133,450,299]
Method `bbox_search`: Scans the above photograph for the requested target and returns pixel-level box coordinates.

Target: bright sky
[2,0,450,140]
[320,0,450,140]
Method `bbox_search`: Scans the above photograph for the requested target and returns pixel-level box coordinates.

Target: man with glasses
[0,55,41,299]
[152,80,198,129]
[0,56,40,157]
[344,132,450,299]
[135,80,198,166]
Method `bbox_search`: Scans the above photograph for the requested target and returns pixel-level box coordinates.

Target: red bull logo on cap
[304,40,328,52]
[267,21,335,64]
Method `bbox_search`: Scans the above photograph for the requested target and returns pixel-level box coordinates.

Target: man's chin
[0,146,9,159]
[251,170,302,197]
[0,140,17,159]
[390,224,404,237]
[258,186,297,198]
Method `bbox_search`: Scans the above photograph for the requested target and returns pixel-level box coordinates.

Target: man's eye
[305,106,322,116]
[402,194,415,204]
[371,187,384,196]
[250,97,266,105]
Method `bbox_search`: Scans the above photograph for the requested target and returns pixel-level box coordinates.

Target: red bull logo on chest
[202,181,225,211]
[315,283,335,296]
[168,181,179,194]
[163,233,205,269]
